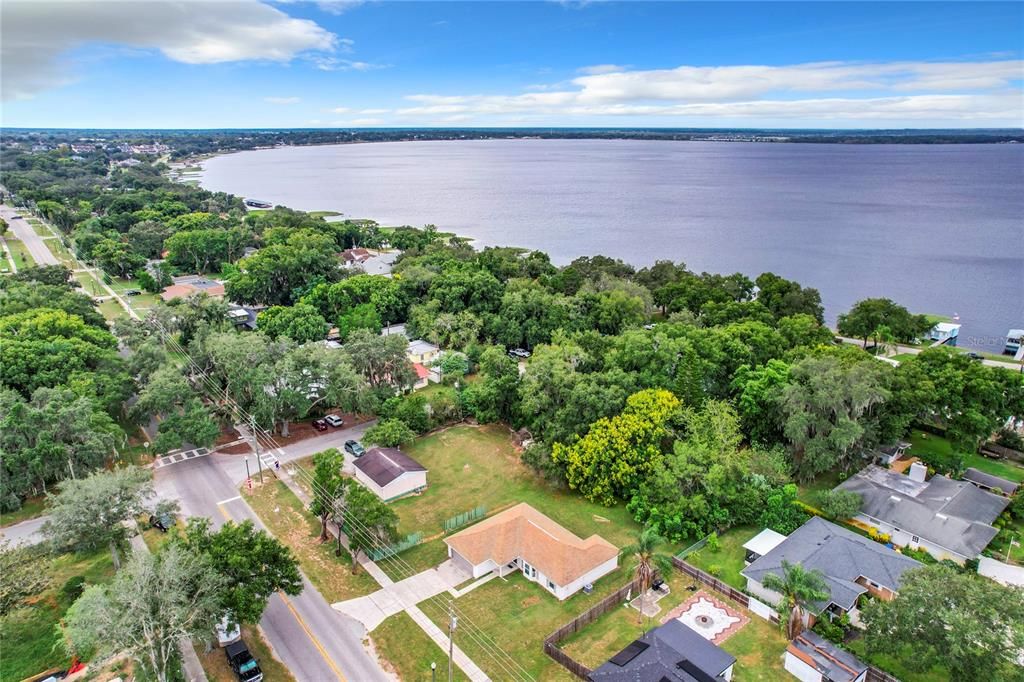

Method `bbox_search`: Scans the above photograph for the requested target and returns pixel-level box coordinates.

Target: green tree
[343,329,417,396]
[42,466,155,570]
[837,298,931,347]
[551,389,681,505]
[179,518,302,625]
[818,489,862,521]
[777,314,835,350]
[0,541,52,615]
[754,272,824,322]
[339,482,399,573]
[133,366,220,452]
[758,483,810,534]
[226,229,340,306]
[363,418,417,448]
[309,449,347,542]
[63,545,224,682]
[762,560,830,639]
[619,527,675,625]
[258,303,328,343]
[861,565,1024,681]
[731,360,791,445]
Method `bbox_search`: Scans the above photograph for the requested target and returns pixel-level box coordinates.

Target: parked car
[507,348,531,359]
[344,440,366,457]
[124,289,142,296]
[149,512,174,532]
[324,414,344,428]
[225,640,263,682]
[312,418,328,432]
[966,352,984,361]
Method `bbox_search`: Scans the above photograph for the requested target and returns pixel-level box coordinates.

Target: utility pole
[447,602,457,682]
[249,414,263,483]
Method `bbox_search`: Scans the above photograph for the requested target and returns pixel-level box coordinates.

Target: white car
[324,414,344,428]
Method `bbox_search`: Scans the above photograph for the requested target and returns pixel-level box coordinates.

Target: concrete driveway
[0,204,59,266]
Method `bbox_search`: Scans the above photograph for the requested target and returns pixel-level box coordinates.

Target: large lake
[198,139,1024,351]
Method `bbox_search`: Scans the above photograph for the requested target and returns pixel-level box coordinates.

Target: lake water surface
[198,140,1023,351]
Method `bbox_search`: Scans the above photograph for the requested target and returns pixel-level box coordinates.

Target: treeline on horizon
[4,127,1023,159]
[1,144,1022,541]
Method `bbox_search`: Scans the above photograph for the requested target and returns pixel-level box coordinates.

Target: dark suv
[225,640,263,682]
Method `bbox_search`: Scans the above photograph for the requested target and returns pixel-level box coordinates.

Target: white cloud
[338,38,355,53]
[1,0,337,100]
[265,96,301,104]
[310,57,387,72]
[396,59,1024,124]
[329,106,351,113]
[358,108,391,114]
[577,64,628,75]
[334,117,386,126]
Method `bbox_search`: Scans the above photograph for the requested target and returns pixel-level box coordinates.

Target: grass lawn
[988,517,1024,565]
[0,550,115,682]
[388,424,652,576]
[891,353,917,362]
[427,569,627,680]
[909,430,1024,483]
[196,626,295,682]
[372,611,468,682]
[73,269,106,296]
[796,468,844,507]
[0,496,46,527]
[243,478,379,603]
[685,525,761,590]
[29,220,51,237]
[97,297,128,321]
[4,237,34,266]
[720,615,790,682]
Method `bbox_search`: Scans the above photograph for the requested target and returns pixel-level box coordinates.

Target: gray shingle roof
[788,631,867,682]
[836,465,1010,558]
[740,517,922,612]
[589,620,735,682]
[962,468,1019,495]
[353,447,426,487]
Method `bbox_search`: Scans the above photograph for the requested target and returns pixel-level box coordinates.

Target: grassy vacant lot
[389,424,649,575]
[0,497,46,527]
[427,570,626,681]
[197,626,295,682]
[97,297,128,321]
[686,525,761,590]
[557,566,791,681]
[372,612,468,682]
[243,478,379,602]
[909,430,1024,483]
[0,550,115,682]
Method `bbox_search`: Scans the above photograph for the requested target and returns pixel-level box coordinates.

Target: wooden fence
[866,666,902,682]
[543,578,642,680]
[671,556,757,609]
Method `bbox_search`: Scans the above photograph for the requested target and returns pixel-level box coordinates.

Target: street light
[430,661,436,682]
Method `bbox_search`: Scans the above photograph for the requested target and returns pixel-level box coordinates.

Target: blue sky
[2,1,1022,128]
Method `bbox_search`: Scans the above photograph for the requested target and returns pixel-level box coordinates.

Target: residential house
[380,323,408,338]
[741,517,921,626]
[352,447,427,502]
[444,502,618,601]
[961,467,1019,497]
[339,247,373,267]
[784,631,867,682]
[836,464,1011,563]
[160,275,225,302]
[412,363,431,390]
[407,339,440,365]
[589,619,736,681]
[226,304,259,331]
[873,441,911,467]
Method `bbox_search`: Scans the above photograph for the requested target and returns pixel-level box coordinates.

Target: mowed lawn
[909,430,1024,483]
[390,424,647,573]
[685,525,761,590]
[372,611,469,682]
[0,550,115,682]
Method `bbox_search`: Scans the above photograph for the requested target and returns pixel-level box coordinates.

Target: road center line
[217,495,242,505]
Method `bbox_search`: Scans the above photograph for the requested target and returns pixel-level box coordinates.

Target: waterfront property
[353,447,428,502]
[836,464,1011,563]
[589,619,737,682]
[785,631,867,682]
[444,502,619,600]
[928,321,960,346]
[741,517,921,627]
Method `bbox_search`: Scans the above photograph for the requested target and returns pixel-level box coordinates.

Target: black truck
[225,640,263,682]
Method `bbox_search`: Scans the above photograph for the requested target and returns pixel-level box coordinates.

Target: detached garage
[353,447,427,502]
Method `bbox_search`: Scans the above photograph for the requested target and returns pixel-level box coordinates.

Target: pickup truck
[225,640,263,682]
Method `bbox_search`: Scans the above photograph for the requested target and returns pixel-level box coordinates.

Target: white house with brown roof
[444,503,618,600]
[352,447,427,502]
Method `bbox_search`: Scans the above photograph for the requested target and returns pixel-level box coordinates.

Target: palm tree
[620,526,675,625]
[762,560,830,640]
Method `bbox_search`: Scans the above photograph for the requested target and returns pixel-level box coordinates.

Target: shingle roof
[741,517,922,612]
[836,465,1010,558]
[444,503,618,587]
[787,631,867,682]
[353,447,426,487]
[589,620,735,682]
[962,467,1019,495]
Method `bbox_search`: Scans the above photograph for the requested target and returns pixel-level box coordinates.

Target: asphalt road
[155,423,390,682]
[1,204,59,266]
[0,516,47,546]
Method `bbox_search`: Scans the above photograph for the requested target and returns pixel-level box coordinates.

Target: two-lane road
[156,423,390,682]
[1,204,59,266]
